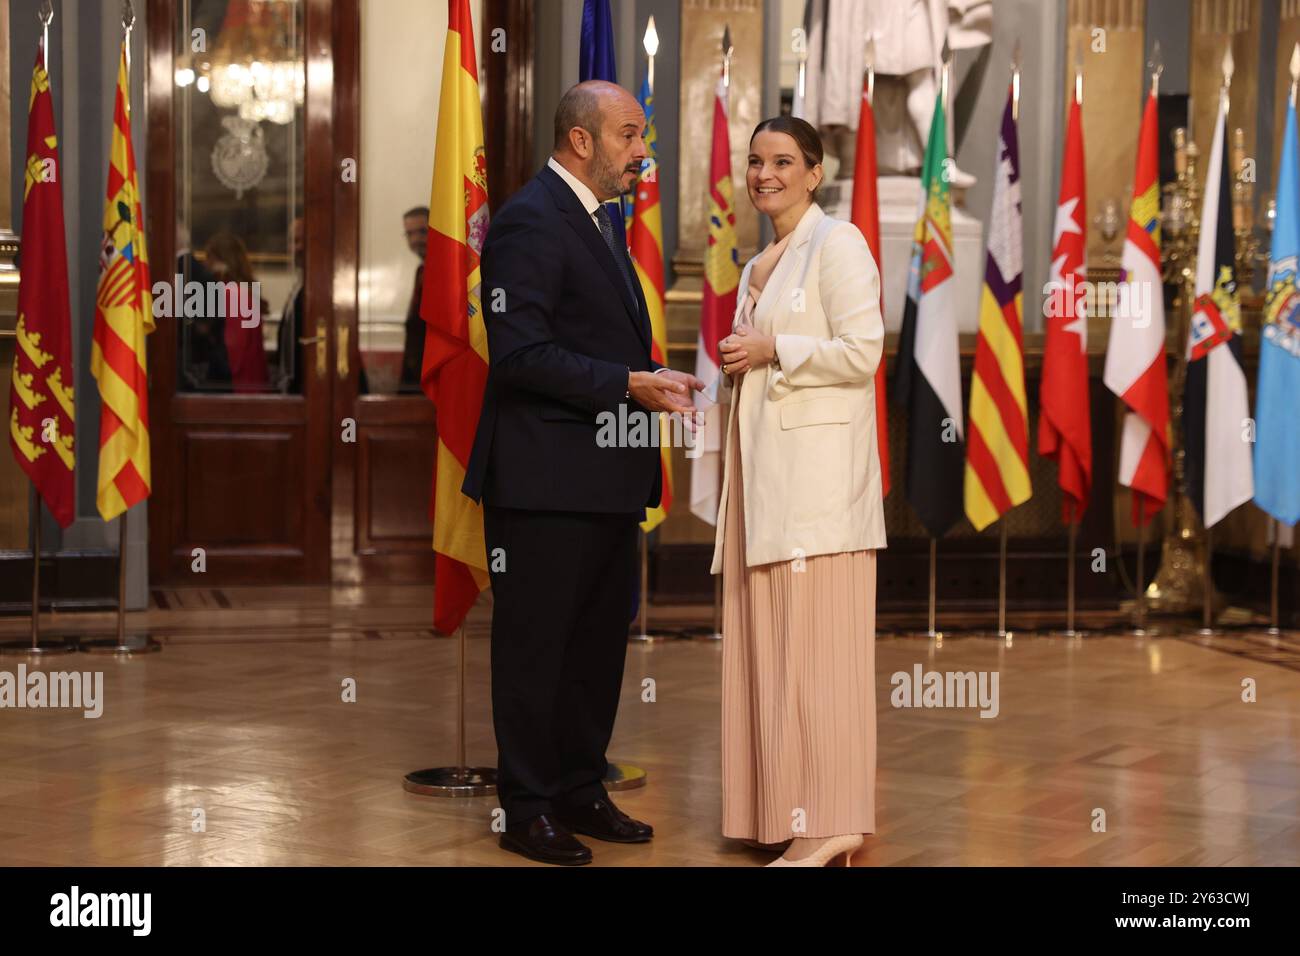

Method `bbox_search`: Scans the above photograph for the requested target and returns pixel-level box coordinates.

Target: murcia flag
[690,67,740,525]
[1039,92,1092,523]
[964,87,1030,531]
[893,92,963,538]
[91,41,154,522]
[8,37,75,528]
[1184,91,1252,529]
[420,0,491,633]
[1103,90,1169,526]
[1254,68,1300,528]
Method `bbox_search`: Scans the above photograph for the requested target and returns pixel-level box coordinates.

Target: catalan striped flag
[91,40,154,522]
[690,66,740,526]
[419,0,491,634]
[964,86,1030,531]
[1103,89,1169,526]
[630,74,672,533]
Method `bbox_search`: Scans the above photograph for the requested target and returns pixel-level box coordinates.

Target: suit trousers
[484,505,640,824]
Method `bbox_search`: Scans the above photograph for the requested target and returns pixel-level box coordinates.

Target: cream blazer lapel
[752,203,825,335]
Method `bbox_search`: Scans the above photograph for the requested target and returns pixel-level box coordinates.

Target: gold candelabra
[1143,126,1220,616]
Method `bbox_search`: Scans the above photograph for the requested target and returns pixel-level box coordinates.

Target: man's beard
[592,139,633,197]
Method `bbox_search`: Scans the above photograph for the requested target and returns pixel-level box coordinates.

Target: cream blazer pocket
[778,394,851,525]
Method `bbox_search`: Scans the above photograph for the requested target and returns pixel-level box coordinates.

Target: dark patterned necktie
[594,203,637,304]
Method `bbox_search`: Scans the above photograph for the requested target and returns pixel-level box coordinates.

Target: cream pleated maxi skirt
[720,385,878,843]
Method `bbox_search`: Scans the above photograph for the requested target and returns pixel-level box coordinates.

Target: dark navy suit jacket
[461,163,664,513]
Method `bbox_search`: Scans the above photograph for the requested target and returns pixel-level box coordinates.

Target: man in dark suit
[462,80,702,865]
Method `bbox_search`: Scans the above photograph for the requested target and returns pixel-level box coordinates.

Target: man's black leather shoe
[499,812,593,865]
[555,796,653,843]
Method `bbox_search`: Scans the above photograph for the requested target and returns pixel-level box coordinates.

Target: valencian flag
[1255,63,1300,528]
[850,70,891,497]
[964,87,1029,531]
[631,73,673,533]
[91,41,154,522]
[8,38,75,528]
[1103,90,1169,526]
[1039,89,1092,523]
[420,0,491,633]
[893,92,963,538]
[690,65,740,525]
[1185,90,1252,528]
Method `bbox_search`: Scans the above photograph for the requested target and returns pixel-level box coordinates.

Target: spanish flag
[8,36,75,528]
[91,41,153,522]
[630,73,672,533]
[419,0,490,634]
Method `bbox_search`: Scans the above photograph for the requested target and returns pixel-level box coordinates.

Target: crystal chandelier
[199,0,303,125]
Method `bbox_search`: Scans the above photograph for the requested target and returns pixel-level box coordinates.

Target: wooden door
[146,0,339,585]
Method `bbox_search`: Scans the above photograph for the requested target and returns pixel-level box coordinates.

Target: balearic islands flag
[1103,89,1169,526]
[893,92,964,538]
[8,37,75,528]
[91,40,154,522]
[850,70,891,498]
[964,86,1029,531]
[1255,70,1300,528]
[1185,90,1252,528]
[419,0,491,633]
[631,73,673,533]
[689,67,740,526]
[1039,90,1092,523]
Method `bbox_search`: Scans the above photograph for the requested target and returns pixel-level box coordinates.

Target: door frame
[145,0,354,585]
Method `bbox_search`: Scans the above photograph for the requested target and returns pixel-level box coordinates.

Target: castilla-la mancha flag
[8,37,75,528]
[420,0,491,633]
[1103,89,1169,526]
[91,40,154,522]
[690,66,740,526]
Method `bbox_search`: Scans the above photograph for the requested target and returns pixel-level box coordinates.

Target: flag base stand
[0,639,78,656]
[403,766,497,798]
[79,635,162,655]
[404,625,498,797]
[604,761,647,791]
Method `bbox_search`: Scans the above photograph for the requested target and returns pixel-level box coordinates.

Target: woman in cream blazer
[712,116,886,867]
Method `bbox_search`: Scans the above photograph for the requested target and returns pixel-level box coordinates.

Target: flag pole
[1196,526,1219,635]
[79,508,161,655]
[927,537,940,639]
[1268,520,1282,637]
[1066,509,1078,636]
[997,520,1010,639]
[1,485,76,655]
[691,24,733,645]
[1134,497,1148,636]
[404,623,497,796]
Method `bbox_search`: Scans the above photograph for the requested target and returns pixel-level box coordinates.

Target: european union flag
[1255,97,1300,526]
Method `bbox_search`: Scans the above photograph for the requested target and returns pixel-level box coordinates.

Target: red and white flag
[850,72,890,498]
[1039,92,1091,524]
[1104,90,1169,526]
